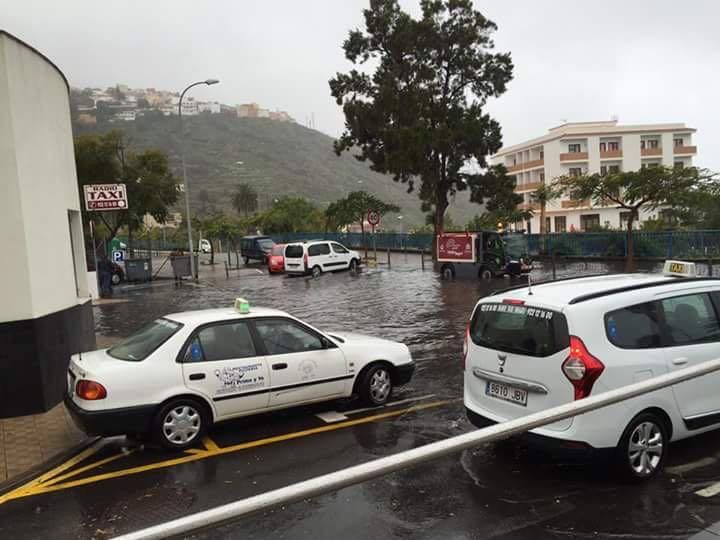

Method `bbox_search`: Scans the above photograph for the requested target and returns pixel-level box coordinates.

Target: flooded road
[4,254,720,539]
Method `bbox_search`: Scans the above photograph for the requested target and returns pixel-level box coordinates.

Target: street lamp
[179,78,219,281]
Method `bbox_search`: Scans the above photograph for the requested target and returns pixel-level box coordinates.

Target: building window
[600,165,608,176]
[568,143,582,153]
[619,211,633,229]
[568,167,583,177]
[640,140,645,150]
[609,141,619,151]
[539,149,544,159]
[599,142,607,152]
[609,165,620,174]
[674,138,684,147]
[554,216,567,233]
[545,217,551,233]
[580,214,600,231]
[540,171,545,182]
[526,220,532,234]
[674,160,685,169]
[647,139,659,149]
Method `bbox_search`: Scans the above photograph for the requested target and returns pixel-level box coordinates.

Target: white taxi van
[464,261,720,479]
[66,300,414,449]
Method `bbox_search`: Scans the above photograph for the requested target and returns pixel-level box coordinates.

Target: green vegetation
[325,191,400,235]
[232,183,259,217]
[330,0,515,254]
[556,165,719,268]
[74,130,179,243]
[73,113,481,227]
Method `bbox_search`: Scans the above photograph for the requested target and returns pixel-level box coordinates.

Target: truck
[436,231,532,280]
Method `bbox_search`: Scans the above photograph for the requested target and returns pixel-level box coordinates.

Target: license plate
[486,381,527,406]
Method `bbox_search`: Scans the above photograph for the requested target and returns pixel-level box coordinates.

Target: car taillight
[462,323,470,370]
[303,253,308,270]
[76,380,107,400]
[562,336,604,400]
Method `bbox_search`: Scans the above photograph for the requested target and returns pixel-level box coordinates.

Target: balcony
[600,149,623,159]
[641,147,662,157]
[561,199,590,209]
[518,202,541,212]
[507,158,544,173]
[514,181,543,193]
[559,152,588,162]
[674,145,697,155]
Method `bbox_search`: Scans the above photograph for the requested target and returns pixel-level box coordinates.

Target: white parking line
[315,394,437,423]
[696,481,720,498]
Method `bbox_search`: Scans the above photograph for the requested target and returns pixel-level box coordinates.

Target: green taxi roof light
[234,298,250,314]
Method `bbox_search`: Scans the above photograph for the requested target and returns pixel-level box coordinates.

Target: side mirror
[320,337,331,349]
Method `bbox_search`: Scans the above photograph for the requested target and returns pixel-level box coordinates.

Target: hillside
[73,114,481,228]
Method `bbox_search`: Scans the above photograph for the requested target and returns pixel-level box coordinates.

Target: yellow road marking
[41,449,135,488]
[185,448,205,455]
[0,440,104,504]
[0,400,450,503]
[202,436,220,452]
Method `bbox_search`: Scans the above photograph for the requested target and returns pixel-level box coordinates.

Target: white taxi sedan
[65,301,415,450]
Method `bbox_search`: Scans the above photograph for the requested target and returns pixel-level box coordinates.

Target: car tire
[153,398,209,451]
[349,258,359,273]
[479,267,494,280]
[359,364,393,406]
[312,265,322,278]
[243,256,249,265]
[441,264,455,280]
[616,412,668,481]
[111,273,121,286]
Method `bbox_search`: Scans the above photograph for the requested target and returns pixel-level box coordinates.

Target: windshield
[502,235,527,259]
[107,318,182,361]
[470,303,569,357]
[258,238,275,249]
[271,245,284,256]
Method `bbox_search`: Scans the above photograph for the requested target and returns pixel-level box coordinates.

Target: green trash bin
[125,258,152,282]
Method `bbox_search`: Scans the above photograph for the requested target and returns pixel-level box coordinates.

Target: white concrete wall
[0,34,89,323]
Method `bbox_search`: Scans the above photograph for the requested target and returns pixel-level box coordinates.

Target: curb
[0,436,101,497]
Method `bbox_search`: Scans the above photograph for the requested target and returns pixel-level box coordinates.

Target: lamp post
[179,78,219,281]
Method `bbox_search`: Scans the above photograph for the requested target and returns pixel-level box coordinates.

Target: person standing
[97,254,113,298]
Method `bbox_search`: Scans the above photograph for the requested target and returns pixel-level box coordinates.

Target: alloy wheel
[627,421,663,476]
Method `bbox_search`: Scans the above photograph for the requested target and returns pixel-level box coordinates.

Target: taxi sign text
[663,260,697,277]
[84,184,128,211]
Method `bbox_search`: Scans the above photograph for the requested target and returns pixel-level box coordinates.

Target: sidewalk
[0,334,120,485]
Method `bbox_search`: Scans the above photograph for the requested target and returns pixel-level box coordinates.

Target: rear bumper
[393,363,415,386]
[64,394,155,437]
[465,406,608,454]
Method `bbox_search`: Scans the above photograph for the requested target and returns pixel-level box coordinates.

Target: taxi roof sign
[234,298,250,314]
[663,260,697,277]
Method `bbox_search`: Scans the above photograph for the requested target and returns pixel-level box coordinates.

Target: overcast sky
[2,0,717,169]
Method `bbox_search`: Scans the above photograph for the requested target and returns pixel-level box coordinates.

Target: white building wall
[0,34,89,322]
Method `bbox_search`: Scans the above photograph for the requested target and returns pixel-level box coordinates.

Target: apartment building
[490,121,697,233]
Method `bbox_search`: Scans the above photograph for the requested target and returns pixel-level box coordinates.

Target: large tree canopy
[325,190,400,232]
[330,0,514,253]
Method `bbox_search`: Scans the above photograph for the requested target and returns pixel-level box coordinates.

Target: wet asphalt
[3,254,720,539]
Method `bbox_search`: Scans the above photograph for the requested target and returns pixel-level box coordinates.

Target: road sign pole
[90,220,99,298]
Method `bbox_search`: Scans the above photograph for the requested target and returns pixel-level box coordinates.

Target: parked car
[464,260,720,480]
[240,235,275,264]
[199,239,212,254]
[267,244,286,274]
[284,240,361,278]
[110,262,124,285]
[65,300,415,450]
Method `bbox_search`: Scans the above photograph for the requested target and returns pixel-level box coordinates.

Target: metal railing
[115,357,720,540]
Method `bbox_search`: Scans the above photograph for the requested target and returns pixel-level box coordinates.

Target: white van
[284,241,361,278]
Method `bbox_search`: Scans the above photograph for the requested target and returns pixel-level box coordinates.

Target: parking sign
[112,250,124,263]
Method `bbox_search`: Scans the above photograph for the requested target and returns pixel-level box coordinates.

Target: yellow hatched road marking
[0,400,450,503]
[202,436,220,452]
[41,449,135,488]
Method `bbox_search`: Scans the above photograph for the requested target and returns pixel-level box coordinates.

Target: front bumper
[393,363,415,386]
[64,394,155,437]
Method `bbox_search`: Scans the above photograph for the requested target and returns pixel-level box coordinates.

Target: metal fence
[115,357,720,540]
[113,230,720,260]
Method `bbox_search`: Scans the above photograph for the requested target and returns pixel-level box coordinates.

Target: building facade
[0,31,95,417]
[490,121,697,233]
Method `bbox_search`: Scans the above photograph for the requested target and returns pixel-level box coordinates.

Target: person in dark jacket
[98,254,114,297]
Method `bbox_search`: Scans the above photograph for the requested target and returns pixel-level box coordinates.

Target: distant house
[236,103,260,118]
[198,101,221,114]
[180,99,198,116]
[112,110,136,122]
[257,108,270,118]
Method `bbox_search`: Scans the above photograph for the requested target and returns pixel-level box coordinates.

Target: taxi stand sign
[663,260,697,277]
[84,183,128,211]
[234,298,250,314]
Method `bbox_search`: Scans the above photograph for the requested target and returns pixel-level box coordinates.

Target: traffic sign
[112,250,125,263]
[84,184,128,211]
[367,210,380,227]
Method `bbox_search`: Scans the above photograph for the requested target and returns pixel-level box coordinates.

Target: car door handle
[672,357,689,366]
[189,373,206,380]
[272,363,288,370]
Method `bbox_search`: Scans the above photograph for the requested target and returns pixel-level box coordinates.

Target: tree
[260,197,324,234]
[530,183,562,252]
[555,166,718,269]
[325,191,400,233]
[330,0,514,258]
[74,131,179,249]
[232,183,259,217]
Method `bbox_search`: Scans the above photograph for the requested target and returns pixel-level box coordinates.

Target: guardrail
[114,357,720,540]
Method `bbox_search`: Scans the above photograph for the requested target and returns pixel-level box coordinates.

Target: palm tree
[530,183,561,251]
[232,183,258,217]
